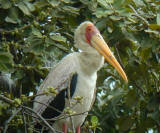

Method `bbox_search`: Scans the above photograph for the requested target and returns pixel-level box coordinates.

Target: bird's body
[53,52,104,130]
[34,52,104,132]
[33,21,127,133]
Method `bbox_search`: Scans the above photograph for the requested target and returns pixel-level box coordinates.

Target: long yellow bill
[91,33,128,83]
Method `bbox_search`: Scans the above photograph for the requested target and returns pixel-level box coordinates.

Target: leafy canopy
[0,0,160,133]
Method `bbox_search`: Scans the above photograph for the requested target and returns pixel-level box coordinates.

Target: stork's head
[74,21,128,82]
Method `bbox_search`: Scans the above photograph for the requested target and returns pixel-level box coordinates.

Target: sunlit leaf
[91,116,99,127]
[48,0,60,7]
[50,34,66,42]
[97,0,109,8]
[17,2,31,15]
[5,16,17,24]
[24,1,35,12]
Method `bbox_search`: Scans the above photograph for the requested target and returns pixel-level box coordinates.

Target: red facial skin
[85,24,100,45]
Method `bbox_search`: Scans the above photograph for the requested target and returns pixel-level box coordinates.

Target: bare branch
[22,110,28,133]
[28,92,48,99]
[0,24,31,34]
[114,42,124,69]
[0,94,56,133]
[0,94,14,104]
[21,105,56,133]
[129,4,149,26]
[3,108,22,133]
[33,100,62,114]
[47,110,89,122]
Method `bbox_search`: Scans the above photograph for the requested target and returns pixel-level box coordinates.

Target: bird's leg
[62,123,68,133]
[76,125,81,133]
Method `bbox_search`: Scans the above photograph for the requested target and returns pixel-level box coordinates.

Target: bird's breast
[68,71,97,113]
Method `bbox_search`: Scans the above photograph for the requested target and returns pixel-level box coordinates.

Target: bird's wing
[33,53,77,116]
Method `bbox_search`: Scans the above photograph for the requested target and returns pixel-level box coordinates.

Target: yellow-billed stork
[33,21,128,133]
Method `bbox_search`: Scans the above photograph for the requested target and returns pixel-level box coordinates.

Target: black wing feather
[67,73,78,98]
[41,89,66,119]
[41,73,78,120]
[34,73,78,131]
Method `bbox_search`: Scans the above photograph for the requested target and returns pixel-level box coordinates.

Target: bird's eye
[88,28,92,31]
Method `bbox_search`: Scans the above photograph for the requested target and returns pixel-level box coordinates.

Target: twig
[0,24,31,34]
[33,100,62,114]
[129,4,149,26]
[0,94,14,104]
[0,94,56,133]
[22,110,28,133]
[133,81,146,95]
[41,126,45,133]
[28,92,48,99]
[47,110,89,121]
[24,110,39,120]
[114,42,124,69]
[21,105,56,133]
[3,108,22,133]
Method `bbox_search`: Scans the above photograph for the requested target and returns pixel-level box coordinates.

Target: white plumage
[33,21,127,133]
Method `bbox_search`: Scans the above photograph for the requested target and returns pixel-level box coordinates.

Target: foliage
[0,0,160,133]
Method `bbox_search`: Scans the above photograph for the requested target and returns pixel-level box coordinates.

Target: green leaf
[117,116,134,132]
[97,0,110,8]
[34,0,48,8]
[47,0,60,7]
[5,16,17,24]
[140,118,156,129]
[91,116,99,127]
[113,0,132,8]
[45,38,69,52]
[26,37,44,53]
[145,29,159,35]
[0,62,9,71]
[32,28,42,38]
[0,0,11,9]
[149,24,160,30]
[109,15,122,21]
[0,52,13,63]
[62,6,80,15]
[94,8,114,18]
[50,34,66,43]
[14,70,25,79]
[0,101,9,115]
[17,2,31,16]
[5,7,20,24]
[106,0,114,4]
[125,90,138,107]
[24,1,35,12]
[61,0,72,3]
[133,0,145,6]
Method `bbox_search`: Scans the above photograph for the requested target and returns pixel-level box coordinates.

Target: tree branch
[22,110,28,133]
[0,94,56,133]
[114,42,125,69]
[3,108,22,133]
[129,4,149,26]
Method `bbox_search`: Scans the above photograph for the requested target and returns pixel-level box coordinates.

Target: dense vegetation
[0,0,160,132]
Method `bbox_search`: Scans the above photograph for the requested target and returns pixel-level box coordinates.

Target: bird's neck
[77,51,104,75]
